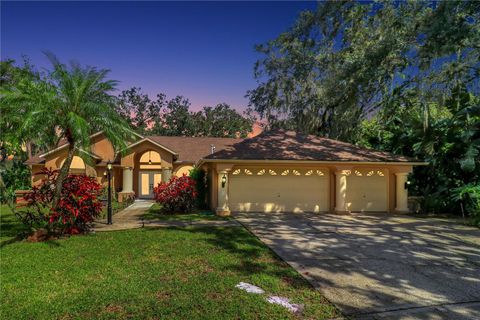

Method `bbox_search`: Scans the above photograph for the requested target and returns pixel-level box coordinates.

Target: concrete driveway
[235,212,480,319]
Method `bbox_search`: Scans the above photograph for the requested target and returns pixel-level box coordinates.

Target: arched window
[139,151,162,169]
[60,156,86,175]
[175,165,193,177]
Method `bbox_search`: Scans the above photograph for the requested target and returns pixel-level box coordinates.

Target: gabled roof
[204,130,421,163]
[37,131,143,158]
[122,138,180,156]
[148,136,242,163]
[26,133,242,165]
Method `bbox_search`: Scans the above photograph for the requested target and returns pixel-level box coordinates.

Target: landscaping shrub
[189,167,208,209]
[0,154,31,205]
[153,175,197,213]
[452,184,480,227]
[20,168,102,235]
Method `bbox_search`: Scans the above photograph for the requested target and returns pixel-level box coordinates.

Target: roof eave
[120,138,179,156]
[199,159,428,166]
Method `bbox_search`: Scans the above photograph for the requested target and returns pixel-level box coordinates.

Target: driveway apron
[235,212,480,319]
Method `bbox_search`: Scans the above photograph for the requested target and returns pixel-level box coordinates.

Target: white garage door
[346,169,388,212]
[229,168,329,213]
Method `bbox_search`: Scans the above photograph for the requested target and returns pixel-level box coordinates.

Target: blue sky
[2,1,316,111]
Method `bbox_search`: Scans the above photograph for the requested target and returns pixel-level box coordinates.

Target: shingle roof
[24,155,45,165]
[148,136,242,163]
[204,130,418,162]
[26,130,419,165]
[26,135,242,165]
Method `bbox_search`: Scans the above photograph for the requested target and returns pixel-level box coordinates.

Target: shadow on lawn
[0,208,30,248]
[143,226,313,291]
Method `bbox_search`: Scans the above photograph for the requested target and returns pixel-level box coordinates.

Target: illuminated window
[139,151,162,169]
[60,156,86,175]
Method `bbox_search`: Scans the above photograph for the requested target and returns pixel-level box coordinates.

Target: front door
[138,171,162,199]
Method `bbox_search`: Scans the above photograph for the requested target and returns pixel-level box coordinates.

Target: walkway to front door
[94,200,154,231]
[138,171,162,199]
[94,200,239,232]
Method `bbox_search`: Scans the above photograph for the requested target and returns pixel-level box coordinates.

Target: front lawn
[0,204,29,243]
[143,203,231,221]
[0,207,339,319]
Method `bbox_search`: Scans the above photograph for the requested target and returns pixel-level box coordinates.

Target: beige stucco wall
[90,133,116,161]
[120,140,174,196]
[31,164,45,187]
[120,141,174,168]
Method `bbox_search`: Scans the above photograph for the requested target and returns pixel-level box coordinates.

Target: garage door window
[232,168,325,177]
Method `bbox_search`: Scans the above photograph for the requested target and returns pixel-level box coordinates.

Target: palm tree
[1,53,136,207]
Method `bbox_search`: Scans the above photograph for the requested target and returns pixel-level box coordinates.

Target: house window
[139,151,162,169]
[60,156,86,175]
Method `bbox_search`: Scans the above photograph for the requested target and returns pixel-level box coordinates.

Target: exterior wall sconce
[221,174,227,188]
[148,151,152,165]
[404,180,411,190]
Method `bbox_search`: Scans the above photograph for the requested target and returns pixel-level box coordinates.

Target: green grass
[100,199,134,219]
[143,203,231,222]
[0,203,339,319]
[0,204,29,243]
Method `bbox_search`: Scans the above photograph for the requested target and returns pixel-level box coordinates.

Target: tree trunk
[52,143,75,208]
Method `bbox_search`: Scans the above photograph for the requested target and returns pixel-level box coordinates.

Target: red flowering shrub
[21,168,102,234]
[153,174,197,213]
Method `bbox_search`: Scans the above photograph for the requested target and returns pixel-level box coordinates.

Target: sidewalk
[94,200,154,231]
[94,200,239,232]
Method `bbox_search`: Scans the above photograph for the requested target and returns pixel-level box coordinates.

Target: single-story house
[25,130,425,215]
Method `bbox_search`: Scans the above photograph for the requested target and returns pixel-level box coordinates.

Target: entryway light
[148,151,152,165]
[404,180,411,189]
[106,160,113,225]
[221,174,227,188]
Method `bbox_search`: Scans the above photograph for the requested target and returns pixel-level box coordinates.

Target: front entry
[138,171,162,199]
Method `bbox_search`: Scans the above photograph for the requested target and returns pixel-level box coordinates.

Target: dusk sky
[2,1,316,111]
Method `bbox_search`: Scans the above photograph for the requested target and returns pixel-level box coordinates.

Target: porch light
[148,151,152,165]
[221,174,227,188]
[106,160,113,225]
[404,180,411,190]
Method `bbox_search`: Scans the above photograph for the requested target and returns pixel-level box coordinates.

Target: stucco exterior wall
[31,164,45,187]
[90,134,116,161]
[120,141,175,196]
